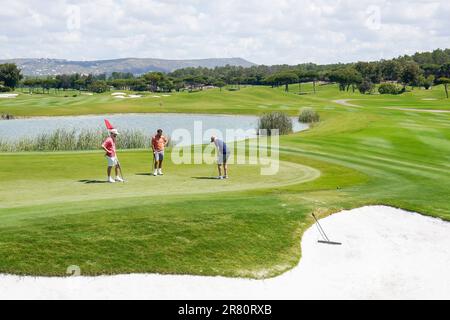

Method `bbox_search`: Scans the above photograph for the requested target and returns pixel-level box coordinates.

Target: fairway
[0,84,449,278]
[2,83,450,117]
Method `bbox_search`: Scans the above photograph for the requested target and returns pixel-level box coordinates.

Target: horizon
[3,47,449,67]
[1,1,449,65]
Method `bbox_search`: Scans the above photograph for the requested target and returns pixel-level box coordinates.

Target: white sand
[113,94,142,99]
[111,92,126,96]
[0,93,19,99]
[151,95,161,98]
[0,206,449,300]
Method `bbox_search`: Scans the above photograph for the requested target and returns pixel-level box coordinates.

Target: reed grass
[298,107,320,123]
[0,129,162,152]
[258,111,293,135]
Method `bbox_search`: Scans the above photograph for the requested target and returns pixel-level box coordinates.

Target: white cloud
[0,0,448,64]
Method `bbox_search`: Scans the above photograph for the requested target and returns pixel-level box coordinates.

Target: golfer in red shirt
[102,129,124,183]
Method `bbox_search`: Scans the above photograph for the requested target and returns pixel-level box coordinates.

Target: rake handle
[312,213,330,242]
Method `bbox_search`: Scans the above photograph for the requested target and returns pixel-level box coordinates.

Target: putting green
[0,150,320,209]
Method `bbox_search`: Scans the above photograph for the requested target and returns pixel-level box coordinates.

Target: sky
[0,0,449,65]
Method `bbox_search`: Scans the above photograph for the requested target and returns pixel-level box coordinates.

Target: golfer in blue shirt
[211,136,230,179]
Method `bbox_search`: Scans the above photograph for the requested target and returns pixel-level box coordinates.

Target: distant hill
[0,58,256,76]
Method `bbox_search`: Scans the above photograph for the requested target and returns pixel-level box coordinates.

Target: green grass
[0,84,448,277]
[1,87,308,116]
[0,150,319,209]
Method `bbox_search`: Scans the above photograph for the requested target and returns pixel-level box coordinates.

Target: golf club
[312,213,342,245]
[116,158,126,183]
[152,151,156,175]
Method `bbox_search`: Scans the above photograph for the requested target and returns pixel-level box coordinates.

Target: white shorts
[106,156,118,167]
[154,151,164,161]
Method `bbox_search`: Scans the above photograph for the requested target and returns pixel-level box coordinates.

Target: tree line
[1,48,449,98]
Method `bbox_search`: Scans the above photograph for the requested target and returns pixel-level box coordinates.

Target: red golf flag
[104,119,114,130]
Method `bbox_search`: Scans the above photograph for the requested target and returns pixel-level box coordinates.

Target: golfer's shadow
[192,176,218,180]
[78,179,108,184]
[135,173,154,176]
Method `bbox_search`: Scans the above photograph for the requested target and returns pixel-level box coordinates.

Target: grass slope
[0,84,448,277]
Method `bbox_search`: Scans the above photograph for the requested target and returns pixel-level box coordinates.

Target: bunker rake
[312,213,342,246]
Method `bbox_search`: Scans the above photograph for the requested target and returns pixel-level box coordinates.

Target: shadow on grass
[136,173,154,176]
[192,177,219,180]
[78,179,108,184]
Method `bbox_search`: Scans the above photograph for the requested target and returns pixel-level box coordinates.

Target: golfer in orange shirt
[151,129,168,176]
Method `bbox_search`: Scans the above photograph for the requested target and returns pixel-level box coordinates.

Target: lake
[0,113,308,145]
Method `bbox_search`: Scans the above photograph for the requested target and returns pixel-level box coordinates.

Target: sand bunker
[0,206,448,300]
[0,94,19,99]
[112,92,143,99]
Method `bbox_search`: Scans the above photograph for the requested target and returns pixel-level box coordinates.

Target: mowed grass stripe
[301,139,449,174]
[281,143,447,181]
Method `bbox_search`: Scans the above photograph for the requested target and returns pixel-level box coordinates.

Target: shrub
[1,113,14,120]
[378,83,402,95]
[131,82,148,91]
[358,80,375,94]
[258,112,293,136]
[0,86,12,92]
[88,81,109,93]
[298,107,320,123]
[419,75,435,90]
